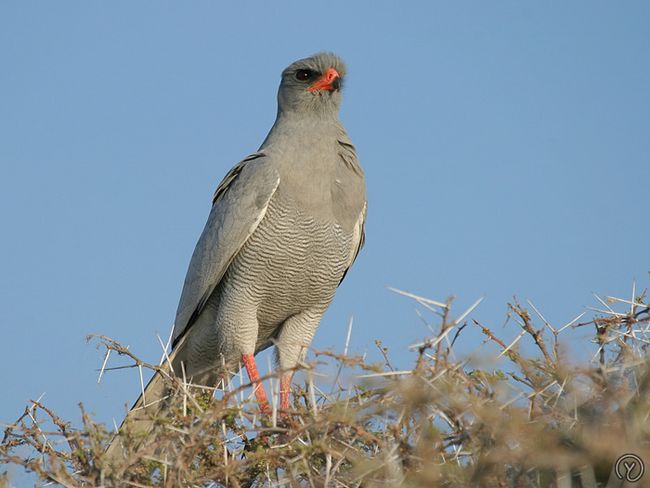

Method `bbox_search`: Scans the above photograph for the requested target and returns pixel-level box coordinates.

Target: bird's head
[277,52,347,116]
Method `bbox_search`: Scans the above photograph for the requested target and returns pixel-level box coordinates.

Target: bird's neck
[259,110,343,152]
[257,111,352,218]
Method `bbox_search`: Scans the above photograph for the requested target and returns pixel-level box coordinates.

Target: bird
[105,52,366,463]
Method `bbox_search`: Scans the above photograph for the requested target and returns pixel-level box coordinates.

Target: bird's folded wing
[172,153,280,345]
[339,201,367,286]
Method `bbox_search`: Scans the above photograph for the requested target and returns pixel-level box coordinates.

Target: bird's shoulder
[212,152,278,206]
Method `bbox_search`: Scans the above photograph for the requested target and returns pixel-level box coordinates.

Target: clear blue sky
[2,1,649,475]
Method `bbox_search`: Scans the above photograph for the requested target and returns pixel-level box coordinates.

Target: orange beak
[307,68,341,93]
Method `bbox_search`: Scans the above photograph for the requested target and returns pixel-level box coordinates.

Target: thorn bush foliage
[2,287,650,487]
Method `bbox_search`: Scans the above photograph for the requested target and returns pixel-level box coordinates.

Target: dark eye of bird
[295,69,316,82]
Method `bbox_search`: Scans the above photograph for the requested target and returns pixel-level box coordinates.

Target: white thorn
[387,286,449,309]
[97,348,111,384]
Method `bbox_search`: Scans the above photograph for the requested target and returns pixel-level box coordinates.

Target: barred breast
[215,189,352,357]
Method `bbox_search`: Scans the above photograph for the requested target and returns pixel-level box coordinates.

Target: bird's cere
[307,67,340,92]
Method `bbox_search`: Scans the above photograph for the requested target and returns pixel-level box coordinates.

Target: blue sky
[1,1,649,479]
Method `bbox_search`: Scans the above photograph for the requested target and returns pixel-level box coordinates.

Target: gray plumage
[105,52,366,465]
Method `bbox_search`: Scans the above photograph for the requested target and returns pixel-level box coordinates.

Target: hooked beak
[307,68,341,93]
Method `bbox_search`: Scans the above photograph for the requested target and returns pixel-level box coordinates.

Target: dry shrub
[2,286,650,487]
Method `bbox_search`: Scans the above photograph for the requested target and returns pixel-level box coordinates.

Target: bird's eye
[295,69,316,81]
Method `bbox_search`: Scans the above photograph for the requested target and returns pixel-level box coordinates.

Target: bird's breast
[223,191,353,333]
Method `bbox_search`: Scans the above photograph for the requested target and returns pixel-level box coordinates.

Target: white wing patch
[348,201,367,267]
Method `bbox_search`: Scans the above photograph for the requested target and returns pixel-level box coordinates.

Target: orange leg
[280,373,293,411]
[242,354,270,414]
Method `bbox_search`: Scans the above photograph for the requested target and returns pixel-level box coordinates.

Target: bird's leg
[280,372,293,412]
[242,353,270,414]
[274,311,322,414]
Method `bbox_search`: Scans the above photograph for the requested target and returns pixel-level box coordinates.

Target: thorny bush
[2,286,650,487]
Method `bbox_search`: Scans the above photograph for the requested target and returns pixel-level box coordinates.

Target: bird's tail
[103,351,179,469]
[102,335,241,471]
